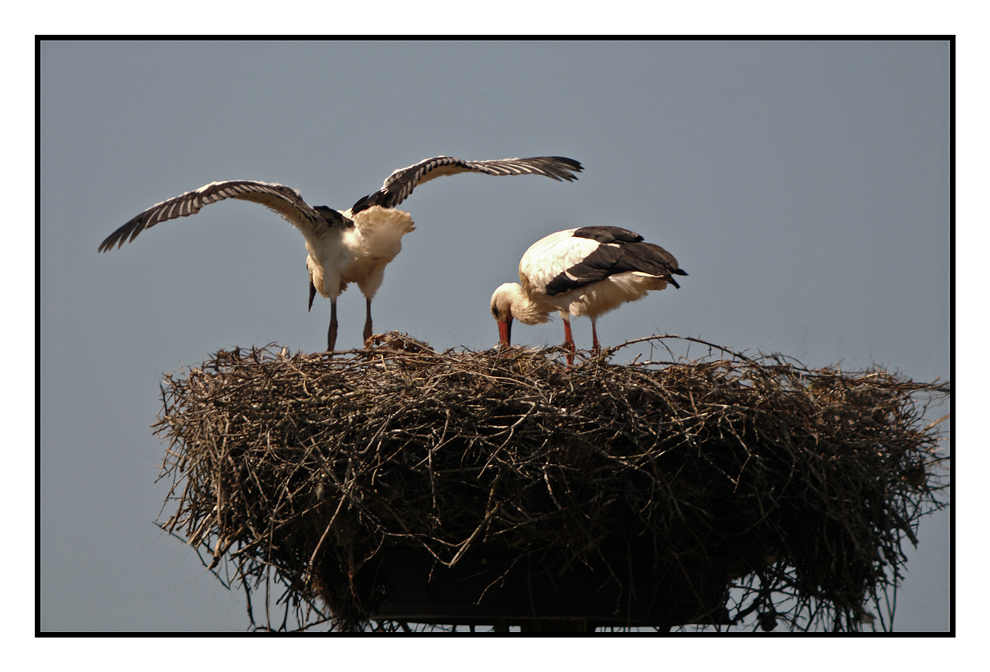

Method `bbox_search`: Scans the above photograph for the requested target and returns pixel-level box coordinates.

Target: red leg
[363,297,374,346]
[563,317,575,365]
[591,319,600,355]
[327,300,338,352]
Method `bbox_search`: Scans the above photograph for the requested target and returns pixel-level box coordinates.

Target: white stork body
[490,226,687,360]
[100,156,582,350]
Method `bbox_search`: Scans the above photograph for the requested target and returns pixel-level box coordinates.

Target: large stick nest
[154,333,949,632]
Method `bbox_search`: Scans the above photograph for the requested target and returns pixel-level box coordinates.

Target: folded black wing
[545,227,687,295]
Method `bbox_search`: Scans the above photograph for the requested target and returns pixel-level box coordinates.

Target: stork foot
[561,342,576,366]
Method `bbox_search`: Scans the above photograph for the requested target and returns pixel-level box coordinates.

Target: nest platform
[154,333,949,632]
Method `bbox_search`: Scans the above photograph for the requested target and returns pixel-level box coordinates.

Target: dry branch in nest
[154,333,949,632]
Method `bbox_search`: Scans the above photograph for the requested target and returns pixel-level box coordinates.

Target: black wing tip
[533,156,583,181]
[550,156,584,171]
[668,268,688,289]
[97,232,124,253]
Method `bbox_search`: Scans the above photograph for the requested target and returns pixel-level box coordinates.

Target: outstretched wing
[349,155,583,213]
[99,180,347,252]
[544,226,688,296]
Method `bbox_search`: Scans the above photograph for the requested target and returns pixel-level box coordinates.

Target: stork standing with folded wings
[100,155,583,351]
[490,226,687,363]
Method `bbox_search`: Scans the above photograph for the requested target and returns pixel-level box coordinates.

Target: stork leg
[327,300,338,352]
[562,316,576,365]
[363,298,374,347]
[591,319,600,355]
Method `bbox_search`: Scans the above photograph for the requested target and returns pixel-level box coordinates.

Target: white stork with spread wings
[490,226,687,362]
[99,156,582,350]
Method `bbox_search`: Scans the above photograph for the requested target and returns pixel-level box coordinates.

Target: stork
[490,226,687,362]
[99,155,582,350]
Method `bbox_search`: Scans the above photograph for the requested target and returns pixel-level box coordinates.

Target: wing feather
[545,236,687,296]
[350,155,583,213]
[99,180,341,252]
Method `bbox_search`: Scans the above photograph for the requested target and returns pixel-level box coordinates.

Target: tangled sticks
[155,334,948,631]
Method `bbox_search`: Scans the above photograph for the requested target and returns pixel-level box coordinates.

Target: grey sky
[39,39,950,632]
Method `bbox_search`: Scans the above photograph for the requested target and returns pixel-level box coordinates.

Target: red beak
[498,318,512,347]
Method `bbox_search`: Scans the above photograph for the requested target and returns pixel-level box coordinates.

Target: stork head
[490,282,553,348]
[490,283,516,346]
